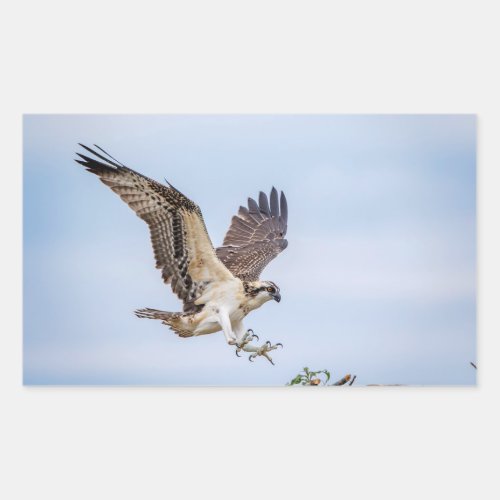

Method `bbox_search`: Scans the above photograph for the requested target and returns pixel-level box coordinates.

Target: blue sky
[23,115,476,385]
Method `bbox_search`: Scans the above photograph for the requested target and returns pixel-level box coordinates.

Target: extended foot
[246,340,283,365]
[229,329,259,357]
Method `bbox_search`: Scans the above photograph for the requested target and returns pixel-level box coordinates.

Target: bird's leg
[239,340,283,365]
[229,322,259,357]
[217,309,237,344]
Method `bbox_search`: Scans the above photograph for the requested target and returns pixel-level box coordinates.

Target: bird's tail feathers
[135,308,176,321]
[134,308,193,338]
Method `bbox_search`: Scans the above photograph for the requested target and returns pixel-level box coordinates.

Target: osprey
[75,144,288,364]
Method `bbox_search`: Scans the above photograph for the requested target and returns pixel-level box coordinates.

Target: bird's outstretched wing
[216,188,288,281]
[75,144,234,312]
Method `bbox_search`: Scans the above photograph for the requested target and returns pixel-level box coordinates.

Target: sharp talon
[235,350,241,357]
[249,355,254,362]
[253,334,259,341]
[265,340,271,347]
[276,343,283,348]
[248,329,254,334]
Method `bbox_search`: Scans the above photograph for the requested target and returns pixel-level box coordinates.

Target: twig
[332,374,351,386]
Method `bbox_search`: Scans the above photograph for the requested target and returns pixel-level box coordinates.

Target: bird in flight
[75,144,289,364]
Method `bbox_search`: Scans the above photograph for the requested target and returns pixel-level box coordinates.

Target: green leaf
[288,375,303,386]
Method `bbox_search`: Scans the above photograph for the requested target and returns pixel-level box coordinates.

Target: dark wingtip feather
[248,197,259,213]
[270,187,279,217]
[93,144,126,167]
[258,191,271,215]
[280,191,288,223]
[76,143,123,169]
[75,152,91,161]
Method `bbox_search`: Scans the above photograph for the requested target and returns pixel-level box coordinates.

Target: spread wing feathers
[216,187,288,281]
[75,144,233,312]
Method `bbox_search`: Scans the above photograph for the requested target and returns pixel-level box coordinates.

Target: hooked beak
[273,292,281,303]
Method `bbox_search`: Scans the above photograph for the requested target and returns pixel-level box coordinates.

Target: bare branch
[332,374,351,386]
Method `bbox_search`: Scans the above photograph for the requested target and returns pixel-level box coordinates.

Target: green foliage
[286,367,331,386]
[286,367,355,386]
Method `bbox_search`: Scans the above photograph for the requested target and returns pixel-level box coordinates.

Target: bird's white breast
[190,278,272,336]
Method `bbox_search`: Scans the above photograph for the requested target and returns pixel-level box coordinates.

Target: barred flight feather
[75,144,234,313]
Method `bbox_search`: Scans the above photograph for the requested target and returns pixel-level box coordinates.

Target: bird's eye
[267,287,274,293]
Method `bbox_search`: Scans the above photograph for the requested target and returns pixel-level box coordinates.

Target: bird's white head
[244,280,281,308]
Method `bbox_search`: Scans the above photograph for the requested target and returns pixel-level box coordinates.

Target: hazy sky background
[23,115,476,385]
